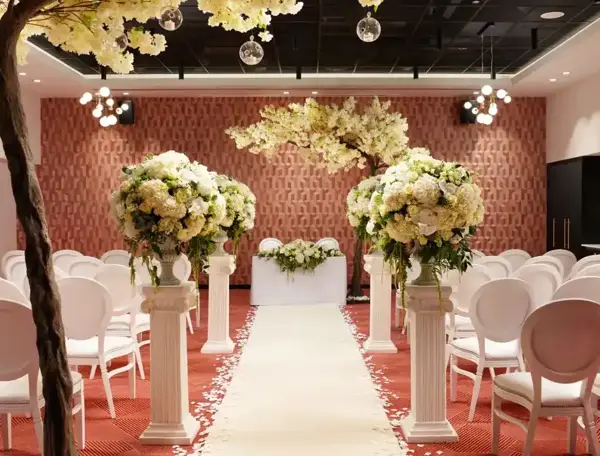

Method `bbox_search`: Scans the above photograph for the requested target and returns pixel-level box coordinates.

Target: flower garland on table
[347,174,382,241]
[257,240,344,275]
[215,174,257,251]
[368,153,485,307]
[109,151,226,285]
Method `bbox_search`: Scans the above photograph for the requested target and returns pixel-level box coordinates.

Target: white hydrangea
[214,175,257,247]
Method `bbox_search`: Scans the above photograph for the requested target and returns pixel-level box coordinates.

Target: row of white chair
[258,237,340,252]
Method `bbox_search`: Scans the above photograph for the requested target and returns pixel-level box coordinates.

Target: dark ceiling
[30,0,600,76]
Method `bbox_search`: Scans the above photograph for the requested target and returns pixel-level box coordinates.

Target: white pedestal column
[363,252,397,354]
[139,283,199,445]
[400,285,458,443]
[201,253,236,354]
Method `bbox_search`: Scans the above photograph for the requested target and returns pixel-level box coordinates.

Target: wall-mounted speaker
[118,99,135,125]
[459,100,477,124]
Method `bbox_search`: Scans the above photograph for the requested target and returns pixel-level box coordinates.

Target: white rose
[366,220,376,234]
[295,253,305,264]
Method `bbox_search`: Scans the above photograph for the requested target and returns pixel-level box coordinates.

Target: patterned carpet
[0,290,592,455]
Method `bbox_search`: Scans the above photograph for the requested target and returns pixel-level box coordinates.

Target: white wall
[0,90,41,164]
[547,73,600,163]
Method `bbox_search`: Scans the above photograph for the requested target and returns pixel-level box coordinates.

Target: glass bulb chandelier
[79,87,129,128]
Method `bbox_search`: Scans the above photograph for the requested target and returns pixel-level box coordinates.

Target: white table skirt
[251,256,347,306]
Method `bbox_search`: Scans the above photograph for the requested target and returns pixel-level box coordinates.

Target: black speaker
[118,99,135,125]
[459,100,477,124]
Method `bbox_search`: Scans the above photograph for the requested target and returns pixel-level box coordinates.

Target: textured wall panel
[31,96,546,285]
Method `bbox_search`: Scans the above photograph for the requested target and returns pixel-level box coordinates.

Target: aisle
[202,304,406,456]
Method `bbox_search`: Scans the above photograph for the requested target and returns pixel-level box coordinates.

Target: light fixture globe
[239,36,264,66]
[99,116,110,127]
[464,101,472,110]
[92,109,103,118]
[116,107,123,115]
[108,114,118,126]
[504,95,512,104]
[158,7,183,31]
[471,107,479,115]
[106,98,115,107]
[121,103,129,112]
[481,84,493,96]
[357,12,381,43]
[484,114,494,125]
[496,89,507,99]
[99,87,110,97]
[476,95,485,104]
[476,113,486,124]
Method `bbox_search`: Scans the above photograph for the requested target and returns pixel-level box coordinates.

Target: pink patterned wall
[33,96,546,285]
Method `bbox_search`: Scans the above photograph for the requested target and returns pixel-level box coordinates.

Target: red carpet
[0,290,591,455]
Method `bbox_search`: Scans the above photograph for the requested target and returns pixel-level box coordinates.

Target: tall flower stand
[201,241,236,354]
[139,283,200,445]
[400,285,458,443]
[363,252,397,354]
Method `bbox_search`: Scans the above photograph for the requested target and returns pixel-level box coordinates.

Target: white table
[251,256,347,306]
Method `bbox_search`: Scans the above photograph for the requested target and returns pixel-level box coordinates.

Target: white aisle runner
[202,305,406,456]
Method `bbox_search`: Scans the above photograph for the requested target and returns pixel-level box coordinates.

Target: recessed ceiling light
[33,79,41,83]
[283,91,290,95]
[123,92,129,95]
[472,0,480,3]
[473,91,479,95]
[550,78,557,82]
[312,91,318,95]
[562,71,571,76]
[541,11,565,20]
[19,72,26,76]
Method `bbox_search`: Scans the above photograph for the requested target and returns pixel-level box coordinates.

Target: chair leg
[489,367,496,379]
[491,392,501,455]
[468,364,484,422]
[1,413,12,450]
[523,409,539,456]
[32,407,43,455]
[134,342,146,380]
[186,311,194,334]
[394,305,400,328]
[450,353,457,403]
[196,300,201,328]
[401,310,408,335]
[129,353,137,399]
[89,364,97,380]
[100,362,116,419]
[583,405,600,456]
[75,385,85,450]
[567,416,578,455]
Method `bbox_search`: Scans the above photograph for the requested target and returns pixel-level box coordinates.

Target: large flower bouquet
[257,239,344,275]
[110,151,226,284]
[215,175,257,250]
[368,154,484,304]
[347,175,382,240]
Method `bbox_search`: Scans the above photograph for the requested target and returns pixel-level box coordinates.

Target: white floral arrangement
[368,153,484,303]
[346,175,382,240]
[215,175,257,249]
[110,151,226,283]
[257,239,343,274]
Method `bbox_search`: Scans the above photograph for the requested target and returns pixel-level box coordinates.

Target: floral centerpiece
[110,151,226,285]
[257,239,344,275]
[368,153,484,305]
[347,175,382,241]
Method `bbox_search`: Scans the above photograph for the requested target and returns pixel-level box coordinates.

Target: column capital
[141,283,195,314]
[406,285,453,314]
[208,254,236,275]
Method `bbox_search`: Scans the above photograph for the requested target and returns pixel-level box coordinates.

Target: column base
[201,338,235,354]
[400,413,458,443]
[139,414,200,445]
[363,338,398,354]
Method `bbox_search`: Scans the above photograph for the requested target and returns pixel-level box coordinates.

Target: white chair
[93,265,148,380]
[101,249,130,267]
[553,276,600,303]
[492,299,600,456]
[58,277,136,419]
[446,265,492,346]
[1,250,23,278]
[474,256,512,279]
[472,249,485,260]
[69,256,104,278]
[499,249,531,272]
[576,264,600,279]
[53,249,83,273]
[523,256,564,281]
[545,249,577,279]
[570,255,600,279]
[512,264,562,308]
[450,278,533,422]
[22,267,67,299]
[316,238,339,251]
[0,299,85,452]
[259,238,283,252]
[4,256,27,294]
[0,277,28,306]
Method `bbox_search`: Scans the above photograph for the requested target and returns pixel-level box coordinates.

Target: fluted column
[400,285,458,443]
[363,252,397,354]
[201,253,236,354]
[139,283,199,445]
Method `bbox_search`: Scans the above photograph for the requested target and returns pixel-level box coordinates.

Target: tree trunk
[0,31,75,456]
[348,236,364,299]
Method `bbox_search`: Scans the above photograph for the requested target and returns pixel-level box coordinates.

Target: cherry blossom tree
[226,97,427,300]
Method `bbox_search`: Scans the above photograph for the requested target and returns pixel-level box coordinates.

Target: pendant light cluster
[79,87,129,127]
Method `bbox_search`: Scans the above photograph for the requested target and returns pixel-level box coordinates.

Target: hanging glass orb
[356,12,381,43]
[496,89,507,100]
[471,107,479,115]
[115,34,129,51]
[481,84,493,96]
[116,107,123,115]
[99,87,110,97]
[158,7,183,31]
[489,103,498,116]
[92,108,103,118]
[99,116,110,127]
[464,101,472,110]
[121,103,129,111]
[476,113,486,124]
[476,95,485,104]
[504,95,512,104]
[239,36,264,66]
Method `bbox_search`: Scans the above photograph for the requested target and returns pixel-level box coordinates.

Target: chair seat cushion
[452,337,519,360]
[66,336,135,360]
[106,313,150,332]
[0,371,82,404]
[446,314,474,331]
[495,372,582,407]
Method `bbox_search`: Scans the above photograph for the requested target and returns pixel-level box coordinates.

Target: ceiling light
[19,72,26,76]
[472,0,480,3]
[123,92,129,95]
[562,71,571,76]
[312,91,318,95]
[33,79,41,83]
[541,11,565,20]
[283,91,290,95]
[550,78,557,82]
[473,91,479,95]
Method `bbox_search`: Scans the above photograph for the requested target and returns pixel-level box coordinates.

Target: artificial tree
[226,97,425,300]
